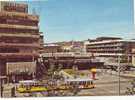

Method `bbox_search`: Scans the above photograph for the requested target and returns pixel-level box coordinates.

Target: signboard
[6,62,36,75]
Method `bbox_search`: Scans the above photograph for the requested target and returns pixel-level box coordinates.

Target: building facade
[86,37,135,67]
[42,44,62,53]
[0,1,43,82]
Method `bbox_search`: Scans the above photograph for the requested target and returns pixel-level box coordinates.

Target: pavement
[104,69,135,78]
[78,71,133,96]
[1,83,13,98]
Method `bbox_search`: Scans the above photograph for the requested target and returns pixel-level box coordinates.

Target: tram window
[86,81,88,85]
[91,81,93,85]
[84,81,86,85]
[76,82,78,85]
[72,82,75,85]
[88,81,90,85]
[79,82,82,85]
[81,81,83,85]
[73,82,76,85]
[67,82,70,85]
[75,82,77,85]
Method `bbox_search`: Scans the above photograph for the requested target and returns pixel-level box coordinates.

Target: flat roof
[88,39,135,45]
[19,80,37,83]
[65,78,93,82]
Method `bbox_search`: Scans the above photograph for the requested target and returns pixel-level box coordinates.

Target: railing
[93,53,125,56]
[0,33,40,38]
[0,24,38,30]
[87,44,123,48]
[0,43,40,47]
[41,52,133,58]
[0,11,39,21]
[0,53,39,57]
[41,52,92,57]
[104,62,132,66]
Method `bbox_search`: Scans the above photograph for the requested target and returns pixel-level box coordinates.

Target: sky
[20,0,134,43]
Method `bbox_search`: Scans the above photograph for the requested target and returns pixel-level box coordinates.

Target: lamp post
[118,53,121,95]
[0,77,3,97]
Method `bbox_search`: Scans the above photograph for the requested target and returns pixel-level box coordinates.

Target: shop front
[6,61,36,83]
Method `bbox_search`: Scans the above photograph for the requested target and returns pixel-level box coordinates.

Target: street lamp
[0,77,3,97]
[118,54,121,95]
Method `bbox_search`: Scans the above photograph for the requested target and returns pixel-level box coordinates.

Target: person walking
[1,85,3,97]
[11,86,16,97]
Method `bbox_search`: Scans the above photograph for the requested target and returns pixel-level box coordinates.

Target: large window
[0,18,38,26]
[0,28,39,34]
[0,48,19,53]
[1,37,38,44]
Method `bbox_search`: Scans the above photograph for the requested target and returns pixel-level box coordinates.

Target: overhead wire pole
[133,2,135,71]
[118,54,120,95]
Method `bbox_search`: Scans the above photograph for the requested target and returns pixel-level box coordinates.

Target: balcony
[87,44,123,48]
[0,33,40,38]
[0,24,38,30]
[41,52,92,58]
[0,42,40,48]
[0,52,39,58]
[0,11,39,21]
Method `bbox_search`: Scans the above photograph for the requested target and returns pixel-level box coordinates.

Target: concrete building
[132,48,135,66]
[86,37,135,68]
[42,43,62,53]
[0,1,43,82]
[52,41,85,53]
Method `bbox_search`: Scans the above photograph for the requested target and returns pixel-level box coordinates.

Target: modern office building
[0,1,43,82]
[86,37,135,67]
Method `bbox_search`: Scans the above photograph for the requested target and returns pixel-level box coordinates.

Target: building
[86,37,135,68]
[0,1,43,82]
[132,48,135,66]
[38,32,45,53]
[52,41,85,53]
[42,43,62,53]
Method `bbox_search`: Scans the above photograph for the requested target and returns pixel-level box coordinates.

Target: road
[78,73,132,96]
[1,70,134,97]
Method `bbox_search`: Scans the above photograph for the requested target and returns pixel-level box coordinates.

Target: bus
[17,80,47,93]
[58,78,95,90]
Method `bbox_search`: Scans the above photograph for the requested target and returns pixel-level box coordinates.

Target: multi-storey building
[86,37,135,68]
[42,44,62,53]
[52,41,85,53]
[0,1,43,82]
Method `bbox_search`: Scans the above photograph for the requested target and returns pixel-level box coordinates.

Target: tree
[38,58,80,96]
[125,79,135,95]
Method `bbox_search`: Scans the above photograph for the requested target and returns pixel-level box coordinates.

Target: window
[0,48,19,53]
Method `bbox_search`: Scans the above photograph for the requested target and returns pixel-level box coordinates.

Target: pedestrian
[1,85,3,97]
[11,86,16,97]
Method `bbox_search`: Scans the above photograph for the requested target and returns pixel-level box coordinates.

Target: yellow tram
[17,80,47,93]
[58,78,95,90]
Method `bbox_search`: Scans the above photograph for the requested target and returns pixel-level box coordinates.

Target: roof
[87,39,135,45]
[65,78,93,82]
[44,43,59,47]
[19,80,37,84]
[96,37,122,40]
